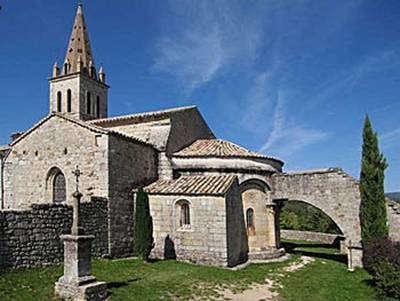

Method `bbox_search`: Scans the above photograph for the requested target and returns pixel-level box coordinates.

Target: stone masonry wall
[50,73,108,120]
[281,229,344,245]
[387,199,400,242]
[149,194,229,266]
[166,107,215,155]
[0,198,108,269]
[225,181,248,267]
[3,115,109,208]
[108,135,158,257]
[272,168,361,246]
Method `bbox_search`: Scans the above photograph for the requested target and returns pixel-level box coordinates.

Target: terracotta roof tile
[174,139,283,163]
[144,175,237,196]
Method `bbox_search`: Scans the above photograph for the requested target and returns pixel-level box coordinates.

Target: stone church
[2,5,398,269]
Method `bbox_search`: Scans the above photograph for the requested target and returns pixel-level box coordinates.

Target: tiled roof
[88,105,197,127]
[174,139,283,163]
[144,175,237,196]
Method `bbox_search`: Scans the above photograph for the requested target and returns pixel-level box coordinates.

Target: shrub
[363,238,400,298]
[134,188,154,261]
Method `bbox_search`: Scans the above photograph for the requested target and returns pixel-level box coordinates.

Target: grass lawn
[0,241,394,301]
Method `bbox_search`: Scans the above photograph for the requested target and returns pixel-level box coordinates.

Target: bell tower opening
[49,4,109,121]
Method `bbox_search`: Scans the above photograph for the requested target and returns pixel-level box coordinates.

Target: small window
[47,167,66,204]
[67,89,72,112]
[96,96,100,118]
[86,91,91,114]
[57,91,62,112]
[180,203,190,226]
[175,200,191,228]
[246,208,255,235]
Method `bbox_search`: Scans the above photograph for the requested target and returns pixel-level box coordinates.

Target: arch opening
[280,200,343,235]
[67,89,72,112]
[278,199,347,264]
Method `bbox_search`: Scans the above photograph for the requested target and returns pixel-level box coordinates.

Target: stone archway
[272,168,363,268]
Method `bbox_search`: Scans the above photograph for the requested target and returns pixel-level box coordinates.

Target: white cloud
[259,91,329,158]
[153,1,263,93]
[241,72,274,132]
[381,127,400,149]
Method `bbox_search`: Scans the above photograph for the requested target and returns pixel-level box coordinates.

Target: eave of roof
[173,139,284,165]
[144,174,237,196]
[10,113,153,148]
[88,105,197,127]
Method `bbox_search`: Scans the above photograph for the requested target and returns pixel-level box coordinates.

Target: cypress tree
[134,188,154,261]
[359,115,388,246]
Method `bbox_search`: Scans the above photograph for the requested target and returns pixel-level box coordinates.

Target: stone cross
[71,166,83,236]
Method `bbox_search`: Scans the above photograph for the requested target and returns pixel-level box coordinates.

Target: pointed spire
[52,62,60,77]
[98,65,106,83]
[64,3,95,74]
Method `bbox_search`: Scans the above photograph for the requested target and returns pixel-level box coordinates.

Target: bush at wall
[363,238,400,298]
[134,188,154,261]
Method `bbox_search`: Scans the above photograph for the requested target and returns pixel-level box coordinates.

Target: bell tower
[49,4,109,121]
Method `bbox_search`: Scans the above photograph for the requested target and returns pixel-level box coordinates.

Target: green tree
[359,115,388,246]
[134,188,154,261]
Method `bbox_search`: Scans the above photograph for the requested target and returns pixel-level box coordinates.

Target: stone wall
[149,194,229,266]
[3,115,109,208]
[281,229,344,245]
[387,200,400,242]
[225,181,248,267]
[272,168,363,268]
[0,198,108,269]
[49,73,108,120]
[272,168,361,247]
[108,135,158,257]
[241,183,272,252]
[166,107,215,155]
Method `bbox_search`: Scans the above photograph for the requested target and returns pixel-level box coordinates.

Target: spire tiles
[63,4,94,75]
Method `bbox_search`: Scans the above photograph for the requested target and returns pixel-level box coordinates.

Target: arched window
[180,202,190,226]
[96,96,100,118]
[86,91,91,114]
[67,89,72,112]
[246,208,255,235]
[47,167,66,204]
[57,91,62,112]
[53,172,66,204]
[175,200,191,228]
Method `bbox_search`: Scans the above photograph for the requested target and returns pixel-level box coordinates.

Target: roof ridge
[87,105,197,125]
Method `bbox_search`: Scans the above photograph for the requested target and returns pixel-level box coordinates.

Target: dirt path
[221,256,315,301]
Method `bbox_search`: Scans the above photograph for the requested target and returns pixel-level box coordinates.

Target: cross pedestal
[55,235,107,300]
[55,167,107,301]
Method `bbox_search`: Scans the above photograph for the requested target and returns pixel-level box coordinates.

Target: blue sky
[0,0,399,191]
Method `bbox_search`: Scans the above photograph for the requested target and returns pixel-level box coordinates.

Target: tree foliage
[134,188,154,261]
[280,201,342,234]
[360,116,388,246]
[359,115,388,246]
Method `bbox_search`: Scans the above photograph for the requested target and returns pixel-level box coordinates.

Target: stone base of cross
[55,167,107,301]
